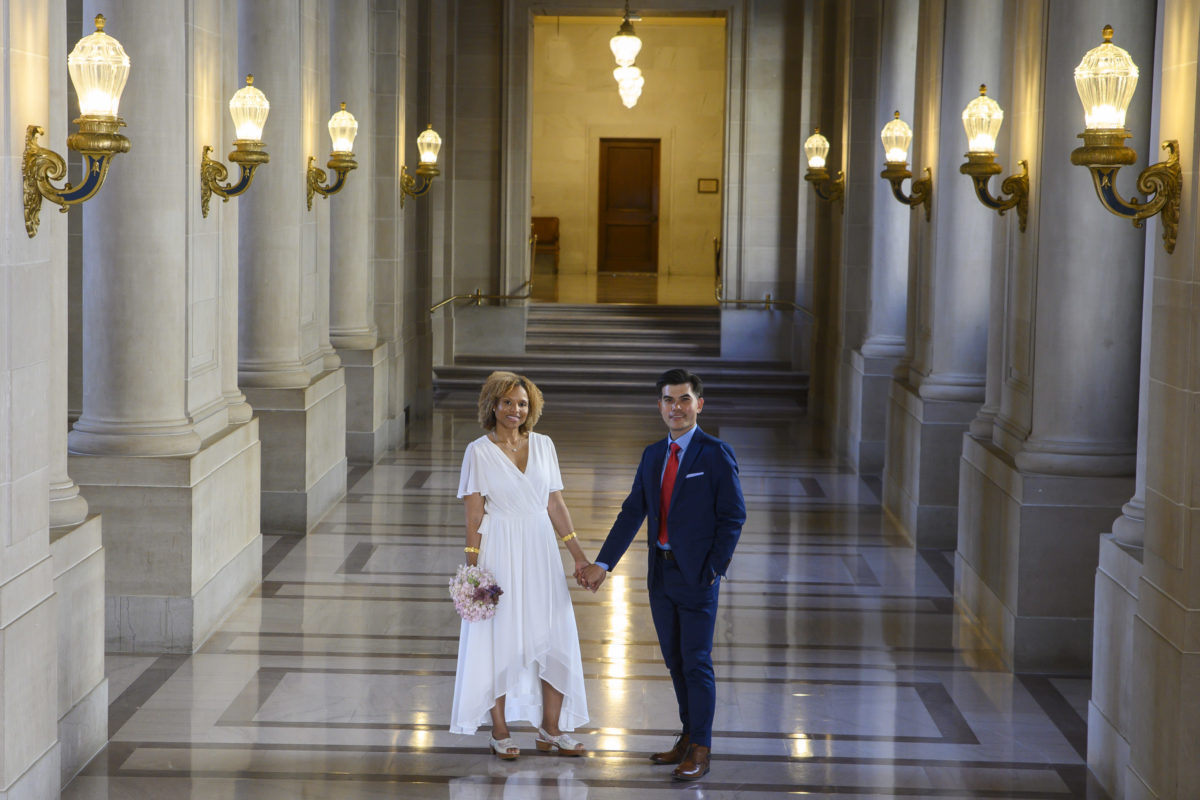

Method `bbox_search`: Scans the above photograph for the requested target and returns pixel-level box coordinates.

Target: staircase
[433,304,808,406]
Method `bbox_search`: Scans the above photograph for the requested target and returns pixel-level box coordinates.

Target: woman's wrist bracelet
[557,531,577,543]
[464,546,480,554]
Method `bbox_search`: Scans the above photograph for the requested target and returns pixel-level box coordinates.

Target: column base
[882,378,978,547]
[245,368,347,531]
[838,348,901,474]
[50,514,107,783]
[339,344,390,465]
[0,740,60,800]
[954,434,1131,672]
[70,419,263,653]
[1088,534,1142,800]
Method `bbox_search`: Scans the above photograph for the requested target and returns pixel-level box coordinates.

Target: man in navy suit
[580,368,746,781]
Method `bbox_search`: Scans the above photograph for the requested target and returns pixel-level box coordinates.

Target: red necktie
[658,442,681,546]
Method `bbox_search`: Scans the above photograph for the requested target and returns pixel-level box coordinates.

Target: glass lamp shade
[880,111,913,163]
[417,125,442,165]
[67,14,131,118]
[230,75,270,141]
[1074,25,1138,130]
[619,85,642,108]
[804,129,830,169]
[328,102,358,153]
[610,18,642,67]
[613,65,643,86]
[962,85,1004,153]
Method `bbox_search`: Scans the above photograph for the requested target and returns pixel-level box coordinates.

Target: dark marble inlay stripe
[107,654,189,738]
[800,476,825,497]
[920,548,956,594]
[335,542,376,574]
[1019,675,1089,761]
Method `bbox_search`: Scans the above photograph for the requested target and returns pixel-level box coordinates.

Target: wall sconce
[23,14,130,238]
[399,124,442,208]
[307,102,359,210]
[1070,25,1181,254]
[879,111,932,221]
[958,85,1029,232]
[200,75,270,218]
[803,128,844,205]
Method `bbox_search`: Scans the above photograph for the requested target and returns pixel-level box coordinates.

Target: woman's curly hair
[477,371,544,432]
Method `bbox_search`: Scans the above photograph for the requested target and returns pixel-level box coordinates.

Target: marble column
[239,0,347,530]
[1117,0,1200,794]
[955,0,1148,675]
[840,0,917,473]
[67,0,262,654]
[881,0,999,547]
[330,0,388,463]
[2,2,67,795]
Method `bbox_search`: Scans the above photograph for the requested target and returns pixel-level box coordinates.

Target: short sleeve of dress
[457,440,488,498]
[543,434,565,493]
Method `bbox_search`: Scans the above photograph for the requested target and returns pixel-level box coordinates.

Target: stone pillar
[240,0,347,530]
[1119,0,1200,794]
[840,0,917,473]
[955,0,1148,675]
[1,1,67,794]
[330,0,388,463]
[881,0,999,547]
[68,0,262,654]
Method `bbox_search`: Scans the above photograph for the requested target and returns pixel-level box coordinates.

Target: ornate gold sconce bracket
[23,118,130,238]
[804,167,845,207]
[399,163,440,208]
[880,163,932,221]
[1071,133,1181,254]
[200,141,269,218]
[960,154,1029,232]
[306,153,357,211]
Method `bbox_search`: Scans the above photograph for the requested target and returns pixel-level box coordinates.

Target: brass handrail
[711,236,818,321]
[429,234,537,314]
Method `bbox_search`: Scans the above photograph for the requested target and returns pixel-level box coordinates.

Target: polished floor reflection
[530,258,717,305]
[64,398,1110,799]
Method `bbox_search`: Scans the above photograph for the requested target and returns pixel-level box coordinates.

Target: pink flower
[449,564,503,622]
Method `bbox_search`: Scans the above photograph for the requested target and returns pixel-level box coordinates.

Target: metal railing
[429,234,537,314]
[711,237,817,321]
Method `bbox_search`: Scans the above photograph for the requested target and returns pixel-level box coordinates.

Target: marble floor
[63,397,1111,799]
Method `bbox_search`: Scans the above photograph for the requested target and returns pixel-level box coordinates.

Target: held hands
[577,563,607,592]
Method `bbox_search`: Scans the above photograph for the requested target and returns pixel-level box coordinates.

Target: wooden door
[598,138,660,273]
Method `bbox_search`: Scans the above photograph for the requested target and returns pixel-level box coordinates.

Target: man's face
[659,383,703,436]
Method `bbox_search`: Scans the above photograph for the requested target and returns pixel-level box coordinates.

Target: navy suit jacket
[598,426,746,587]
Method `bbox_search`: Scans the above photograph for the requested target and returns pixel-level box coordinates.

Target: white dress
[450,432,589,735]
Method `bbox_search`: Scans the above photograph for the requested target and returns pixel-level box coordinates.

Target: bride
[450,371,591,759]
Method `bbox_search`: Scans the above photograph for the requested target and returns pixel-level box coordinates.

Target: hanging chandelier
[610,1,644,107]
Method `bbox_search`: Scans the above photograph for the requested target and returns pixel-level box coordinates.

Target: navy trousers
[648,551,721,748]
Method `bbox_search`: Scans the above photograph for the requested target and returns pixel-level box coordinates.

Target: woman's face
[494,385,530,432]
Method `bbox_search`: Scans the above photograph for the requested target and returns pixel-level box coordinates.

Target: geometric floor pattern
[63,397,1112,799]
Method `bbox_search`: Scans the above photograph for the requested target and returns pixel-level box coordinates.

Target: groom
[580,368,745,781]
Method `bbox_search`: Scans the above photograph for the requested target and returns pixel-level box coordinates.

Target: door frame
[501,0,748,291]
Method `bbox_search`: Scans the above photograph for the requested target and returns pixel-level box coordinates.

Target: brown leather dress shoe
[672,744,711,780]
[649,733,690,764]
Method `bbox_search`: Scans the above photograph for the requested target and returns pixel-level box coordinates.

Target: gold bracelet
[558,531,577,543]
[464,546,480,554]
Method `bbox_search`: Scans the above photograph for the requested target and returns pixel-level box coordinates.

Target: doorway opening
[529,14,725,304]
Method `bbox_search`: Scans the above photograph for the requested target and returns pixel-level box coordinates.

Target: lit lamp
[307,102,359,210]
[23,14,131,238]
[614,65,645,108]
[879,111,932,220]
[1070,25,1181,254]
[803,128,844,205]
[400,124,442,208]
[609,1,642,66]
[958,85,1029,231]
[200,74,270,218]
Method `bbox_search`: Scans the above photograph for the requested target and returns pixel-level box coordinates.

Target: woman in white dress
[451,371,592,759]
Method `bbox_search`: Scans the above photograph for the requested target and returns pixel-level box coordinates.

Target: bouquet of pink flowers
[449,564,503,622]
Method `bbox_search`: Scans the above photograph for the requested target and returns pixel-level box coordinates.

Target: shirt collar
[668,424,699,455]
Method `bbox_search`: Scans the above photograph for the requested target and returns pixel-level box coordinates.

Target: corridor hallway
[63,397,1106,799]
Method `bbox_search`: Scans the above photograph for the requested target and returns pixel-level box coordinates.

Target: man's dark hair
[656,368,703,397]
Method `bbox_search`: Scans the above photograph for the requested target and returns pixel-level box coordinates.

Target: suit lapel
[649,439,668,516]
[667,428,705,517]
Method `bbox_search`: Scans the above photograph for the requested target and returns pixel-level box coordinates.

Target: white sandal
[489,736,519,760]
[535,726,585,756]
